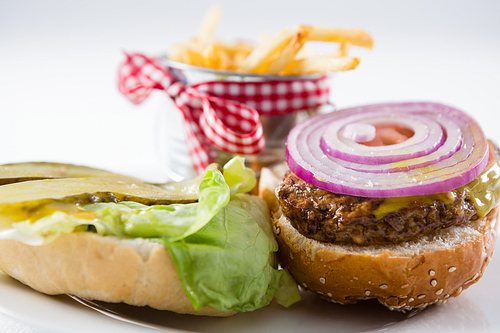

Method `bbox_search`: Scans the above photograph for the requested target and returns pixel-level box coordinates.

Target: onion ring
[286,102,489,197]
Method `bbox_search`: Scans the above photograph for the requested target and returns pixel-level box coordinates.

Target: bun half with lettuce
[0,157,300,316]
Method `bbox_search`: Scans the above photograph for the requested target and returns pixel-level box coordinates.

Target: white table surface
[1,0,500,332]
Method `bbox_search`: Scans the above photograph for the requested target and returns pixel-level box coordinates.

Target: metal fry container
[156,58,334,181]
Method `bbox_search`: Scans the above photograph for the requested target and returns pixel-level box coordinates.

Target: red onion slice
[286,102,489,197]
[320,112,450,165]
[341,123,376,143]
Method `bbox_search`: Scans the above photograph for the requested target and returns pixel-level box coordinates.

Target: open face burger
[259,102,499,311]
[0,157,299,316]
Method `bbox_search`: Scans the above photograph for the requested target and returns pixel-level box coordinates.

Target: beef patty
[277,172,478,246]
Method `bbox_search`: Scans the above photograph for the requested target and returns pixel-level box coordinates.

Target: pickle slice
[0,178,196,205]
[0,162,143,185]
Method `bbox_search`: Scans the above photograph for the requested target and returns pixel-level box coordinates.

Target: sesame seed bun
[259,164,498,311]
[0,232,235,316]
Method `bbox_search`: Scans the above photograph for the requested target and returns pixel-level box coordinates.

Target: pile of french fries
[167,5,373,75]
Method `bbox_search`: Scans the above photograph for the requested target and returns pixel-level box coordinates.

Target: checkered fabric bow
[118,52,330,174]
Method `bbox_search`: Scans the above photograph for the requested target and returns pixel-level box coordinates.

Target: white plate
[1,256,499,333]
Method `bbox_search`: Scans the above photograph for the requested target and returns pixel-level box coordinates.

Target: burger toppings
[341,122,376,143]
[286,102,490,197]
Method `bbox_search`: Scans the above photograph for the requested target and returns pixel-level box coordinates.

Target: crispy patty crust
[277,172,478,245]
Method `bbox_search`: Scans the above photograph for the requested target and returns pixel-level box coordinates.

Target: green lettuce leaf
[222,156,257,195]
[156,162,219,200]
[163,194,300,312]
[3,212,95,245]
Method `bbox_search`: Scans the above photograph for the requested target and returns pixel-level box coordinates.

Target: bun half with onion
[259,102,499,311]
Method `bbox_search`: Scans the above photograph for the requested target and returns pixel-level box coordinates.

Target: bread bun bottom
[271,207,498,311]
[0,232,235,316]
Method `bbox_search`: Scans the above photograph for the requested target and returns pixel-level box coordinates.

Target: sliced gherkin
[0,178,197,206]
[0,162,143,185]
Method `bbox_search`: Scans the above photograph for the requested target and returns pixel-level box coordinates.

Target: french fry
[309,27,373,49]
[215,41,255,69]
[167,43,187,63]
[202,43,220,69]
[218,47,231,70]
[266,26,313,75]
[217,41,255,56]
[230,51,249,70]
[237,28,296,73]
[333,41,351,58]
[281,55,360,75]
[196,4,222,46]
[168,42,204,67]
[295,43,314,60]
[202,43,232,70]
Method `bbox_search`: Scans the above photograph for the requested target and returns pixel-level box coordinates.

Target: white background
[1,0,500,332]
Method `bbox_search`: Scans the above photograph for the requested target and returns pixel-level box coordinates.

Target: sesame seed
[430,279,437,287]
[317,291,323,295]
[365,290,371,296]
[465,273,480,284]
[274,226,281,235]
[448,266,457,272]
[417,294,426,299]
[408,298,414,302]
[457,287,463,294]
[429,269,436,276]
[436,289,444,295]
[380,284,388,289]
[327,293,332,297]
[444,294,450,298]
[302,283,307,288]
[319,277,326,284]
[401,284,409,289]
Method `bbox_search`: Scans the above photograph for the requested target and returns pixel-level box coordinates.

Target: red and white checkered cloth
[118,52,330,173]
